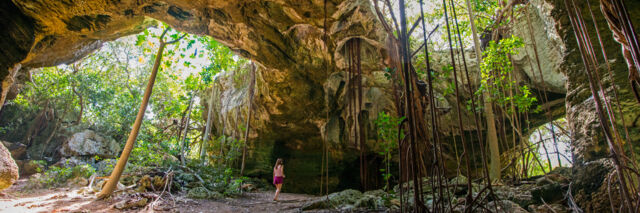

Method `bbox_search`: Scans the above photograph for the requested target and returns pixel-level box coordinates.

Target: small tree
[374,112,404,191]
[97,28,185,199]
[476,35,537,181]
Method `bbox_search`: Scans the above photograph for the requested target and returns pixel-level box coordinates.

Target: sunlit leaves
[11,20,247,166]
[476,35,537,114]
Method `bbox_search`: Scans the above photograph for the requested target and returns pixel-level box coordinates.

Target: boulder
[0,142,19,191]
[354,193,385,210]
[485,200,529,213]
[531,183,565,204]
[53,156,89,168]
[493,185,535,208]
[59,130,120,158]
[302,189,363,210]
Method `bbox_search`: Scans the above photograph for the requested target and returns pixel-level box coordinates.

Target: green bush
[37,164,96,188]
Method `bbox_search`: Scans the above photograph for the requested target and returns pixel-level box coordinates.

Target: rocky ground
[298,168,574,213]
[0,151,577,213]
[0,178,316,213]
[1,172,574,213]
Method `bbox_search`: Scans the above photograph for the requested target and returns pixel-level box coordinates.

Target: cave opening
[1,0,640,212]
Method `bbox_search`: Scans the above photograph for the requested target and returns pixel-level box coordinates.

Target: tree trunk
[97,29,184,199]
[465,0,501,181]
[71,64,83,124]
[219,121,226,166]
[240,63,256,176]
[180,94,195,166]
[200,84,216,164]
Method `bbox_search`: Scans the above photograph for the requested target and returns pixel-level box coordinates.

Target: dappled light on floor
[0,187,104,212]
[0,179,316,213]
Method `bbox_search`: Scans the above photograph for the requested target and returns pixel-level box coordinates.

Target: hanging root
[630,77,640,104]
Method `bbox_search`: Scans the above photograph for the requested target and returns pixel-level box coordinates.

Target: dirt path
[0,179,318,213]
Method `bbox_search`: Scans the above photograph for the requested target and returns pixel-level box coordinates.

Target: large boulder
[302,189,364,210]
[0,142,19,191]
[59,130,120,158]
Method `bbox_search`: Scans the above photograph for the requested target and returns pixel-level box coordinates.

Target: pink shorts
[273,176,284,185]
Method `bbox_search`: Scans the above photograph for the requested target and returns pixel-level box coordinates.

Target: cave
[1,0,640,212]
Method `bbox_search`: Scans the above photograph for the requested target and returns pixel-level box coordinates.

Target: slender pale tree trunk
[71,64,83,124]
[180,94,195,166]
[464,0,501,181]
[240,63,256,176]
[218,111,227,166]
[200,85,216,164]
[97,29,185,199]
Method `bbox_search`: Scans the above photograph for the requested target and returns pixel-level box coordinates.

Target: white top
[273,165,284,177]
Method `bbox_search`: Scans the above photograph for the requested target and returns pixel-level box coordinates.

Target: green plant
[477,35,538,113]
[37,164,96,188]
[128,140,166,170]
[33,160,47,173]
[226,176,249,196]
[374,112,404,191]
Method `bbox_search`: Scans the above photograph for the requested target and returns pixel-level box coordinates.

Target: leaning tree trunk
[200,84,216,164]
[97,29,185,199]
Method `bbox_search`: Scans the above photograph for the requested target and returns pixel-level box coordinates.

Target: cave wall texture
[0,0,639,199]
[542,0,640,210]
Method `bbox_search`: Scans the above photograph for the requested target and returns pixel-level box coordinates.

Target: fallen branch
[151,169,174,210]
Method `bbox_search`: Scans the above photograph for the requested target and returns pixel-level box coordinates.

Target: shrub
[37,164,96,188]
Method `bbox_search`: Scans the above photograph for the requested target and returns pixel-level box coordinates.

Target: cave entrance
[0,22,261,190]
[524,118,572,175]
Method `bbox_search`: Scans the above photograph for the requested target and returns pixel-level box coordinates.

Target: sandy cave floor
[0,179,318,213]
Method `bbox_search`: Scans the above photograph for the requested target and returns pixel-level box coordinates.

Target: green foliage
[5,20,259,195]
[178,161,250,197]
[440,65,455,96]
[128,140,167,170]
[477,35,539,114]
[37,164,96,188]
[6,19,245,163]
[33,160,47,173]
[374,112,404,191]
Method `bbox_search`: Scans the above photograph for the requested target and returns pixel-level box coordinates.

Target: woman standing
[273,158,285,201]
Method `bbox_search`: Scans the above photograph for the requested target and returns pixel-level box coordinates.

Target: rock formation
[539,0,640,210]
[0,0,638,206]
[0,141,19,191]
[60,130,121,158]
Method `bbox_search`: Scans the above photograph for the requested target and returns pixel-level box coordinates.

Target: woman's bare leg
[274,184,282,201]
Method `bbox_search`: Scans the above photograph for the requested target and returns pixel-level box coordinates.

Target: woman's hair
[274,158,283,169]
